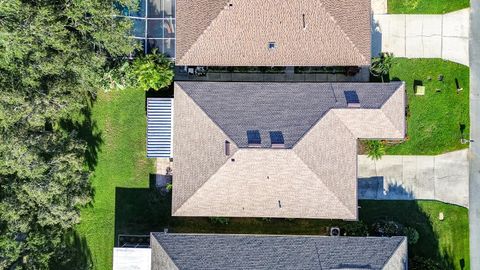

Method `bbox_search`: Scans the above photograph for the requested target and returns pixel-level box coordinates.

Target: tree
[370,52,394,82]
[0,0,137,268]
[366,140,386,161]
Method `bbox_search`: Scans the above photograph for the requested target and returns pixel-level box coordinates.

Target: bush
[103,51,174,92]
[208,217,229,225]
[343,221,369,236]
[409,256,442,270]
[372,220,404,236]
[403,227,420,245]
[366,140,386,161]
[129,51,174,91]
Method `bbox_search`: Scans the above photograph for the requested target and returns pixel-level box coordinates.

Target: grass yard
[56,89,155,270]
[388,0,470,14]
[385,58,470,155]
[360,201,469,270]
[60,84,469,269]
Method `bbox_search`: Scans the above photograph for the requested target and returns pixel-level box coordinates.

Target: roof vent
[268,42,276,50]
[269,131,285,148]
[344,91,360,108]
[247,130,261,147]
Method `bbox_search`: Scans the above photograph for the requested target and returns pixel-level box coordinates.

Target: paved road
[469,0,480,269]
[358,150,469,207]
[372,9,470,66]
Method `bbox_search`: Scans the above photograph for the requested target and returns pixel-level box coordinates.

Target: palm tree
[366,140,386,161]
[370,52,394,82]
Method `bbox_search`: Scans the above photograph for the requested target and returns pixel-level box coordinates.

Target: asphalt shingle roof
[152,233,406,270]
[175,81,403,148]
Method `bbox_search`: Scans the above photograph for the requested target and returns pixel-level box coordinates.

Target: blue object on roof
[344,90,360,104]
[176,81,402,148]
[247,130,261,145]
[147,98,173,158]
[269,131,284,145]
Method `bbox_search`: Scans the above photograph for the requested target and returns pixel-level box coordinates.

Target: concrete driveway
[372,9,470,66]
[358,150,469,207]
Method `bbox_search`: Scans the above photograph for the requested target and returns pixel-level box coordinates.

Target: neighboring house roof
[172,82,405,219]
[150,233,408,270]
[176,0,372,66]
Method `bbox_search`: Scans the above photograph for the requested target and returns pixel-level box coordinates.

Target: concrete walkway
[358,150,469,207]
[372,9,470,66]
[371,0,388,14]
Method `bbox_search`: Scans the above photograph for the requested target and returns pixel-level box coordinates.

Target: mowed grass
[65,87,469,269]
[385,58,469,155]
[388,0,469,14]
[75,89,155,270]
[360,201,469,270]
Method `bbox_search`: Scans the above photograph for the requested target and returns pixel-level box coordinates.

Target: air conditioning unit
[330,227,341,237]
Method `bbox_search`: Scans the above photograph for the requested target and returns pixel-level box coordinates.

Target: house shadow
[371,17,383,59]
[359,200,460,269]
[358,176,414,200]
[114,174,173,246]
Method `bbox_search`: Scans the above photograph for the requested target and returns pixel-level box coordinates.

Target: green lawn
[360,201,469,270]
[388,0,470,14]
[385,58,470,155]
[61,86,469,269]
[59,89,155,270]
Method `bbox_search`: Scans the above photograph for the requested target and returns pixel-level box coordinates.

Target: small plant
[403,227,420,245]
[366,140,386,161]
[370,52,394,82]
[208,217,229,225]
[165,183,172,192]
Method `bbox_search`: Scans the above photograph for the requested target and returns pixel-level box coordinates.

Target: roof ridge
[173,152,233,215]
[178,0,232,63]
[292,119,357,218]
[172,83,238,215]
[380,83,406,136]
[292,150,357,216]
[320,4,368,63]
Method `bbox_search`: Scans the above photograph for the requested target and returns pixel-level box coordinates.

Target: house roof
[176,0,372,66]
[176,81,403,148]
[172,82,405,219]
[151,233,407,270]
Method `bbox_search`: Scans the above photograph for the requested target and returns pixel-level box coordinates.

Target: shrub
[343,221,369,236]
[372,220,404,236]
[129,51,174,91]
[409,256,442,270]
[403,227,420,245]
[208,217,229,225]
[366,140,386,161]
[102,51,174,92]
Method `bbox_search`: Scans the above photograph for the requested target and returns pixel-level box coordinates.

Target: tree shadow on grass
[50,230,93,270]
[59,104,103,171]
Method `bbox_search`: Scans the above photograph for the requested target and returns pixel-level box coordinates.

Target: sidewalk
[358,150,469,207]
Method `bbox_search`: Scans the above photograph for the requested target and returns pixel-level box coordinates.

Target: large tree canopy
[0,0,137,268]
